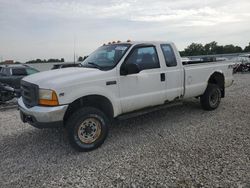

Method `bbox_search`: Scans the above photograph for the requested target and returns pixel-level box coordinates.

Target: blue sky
[0,0,250,62]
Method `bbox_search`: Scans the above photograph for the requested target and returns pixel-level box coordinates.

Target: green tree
[78,56,84,62]
[36,59,42,63]
[204,41,218,54]
[223,45,242,53]
[181,41,245,56]
[244,42,250,52]
[234,46,243,53]
[179,51,186,56]
[184,43,205,56]
[215,45,224,54]
[48,59,61,62]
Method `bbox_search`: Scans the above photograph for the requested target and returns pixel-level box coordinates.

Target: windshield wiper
[86,62,102,70]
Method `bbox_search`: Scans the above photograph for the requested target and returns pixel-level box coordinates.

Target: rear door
[160,44,183,101]
[118,44,166,113]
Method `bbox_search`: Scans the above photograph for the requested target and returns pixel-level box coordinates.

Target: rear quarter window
[161,44,177,67]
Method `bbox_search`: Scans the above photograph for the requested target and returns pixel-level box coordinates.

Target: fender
[206,71,225,97]
[58,85,121,117]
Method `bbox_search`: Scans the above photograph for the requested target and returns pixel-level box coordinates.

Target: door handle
[106,81,117,85]
[160,73,165,82]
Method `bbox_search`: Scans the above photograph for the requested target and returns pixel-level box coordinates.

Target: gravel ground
[0,74,250,188]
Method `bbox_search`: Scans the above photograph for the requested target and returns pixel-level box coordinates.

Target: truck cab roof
[105,41,174,46]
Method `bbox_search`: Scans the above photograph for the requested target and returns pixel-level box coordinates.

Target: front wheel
[200,84,221,111]
[66,107,109,152]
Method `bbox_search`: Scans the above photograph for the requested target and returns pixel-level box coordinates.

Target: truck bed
[183,61,234,98]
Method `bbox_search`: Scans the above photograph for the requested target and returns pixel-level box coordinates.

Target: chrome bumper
[18,97,68,128]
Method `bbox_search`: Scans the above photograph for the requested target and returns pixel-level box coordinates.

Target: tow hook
[24,115,33,123]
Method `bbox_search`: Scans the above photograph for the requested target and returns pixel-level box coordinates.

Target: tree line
[25,58,64,64]
[180,42,250,56]
[77,56,88,62]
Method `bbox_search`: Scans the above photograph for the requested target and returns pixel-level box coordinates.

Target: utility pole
[73,35,76,64]
[74,51,76,64]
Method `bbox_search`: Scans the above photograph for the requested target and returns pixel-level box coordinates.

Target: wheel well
[208,72,225,97]
[63,95,114,122]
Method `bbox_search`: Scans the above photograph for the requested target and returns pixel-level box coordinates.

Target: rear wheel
[66,107,109,152]
[200,84,221,110]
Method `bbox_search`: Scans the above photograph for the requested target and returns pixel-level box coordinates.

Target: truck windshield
[81,44,131,70]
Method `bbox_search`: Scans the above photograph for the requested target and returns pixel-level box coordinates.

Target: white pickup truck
[18,41,234,151]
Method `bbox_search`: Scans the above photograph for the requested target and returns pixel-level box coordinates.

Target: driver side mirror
[121,63,140,75]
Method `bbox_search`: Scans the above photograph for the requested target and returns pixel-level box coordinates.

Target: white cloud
[4,0,249,24]
[0,0,250,61]
[2,0,249,26]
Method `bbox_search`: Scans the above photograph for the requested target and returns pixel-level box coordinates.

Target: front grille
[21,80,39,108]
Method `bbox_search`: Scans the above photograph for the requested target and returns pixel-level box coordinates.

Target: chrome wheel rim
[78,118,101,144]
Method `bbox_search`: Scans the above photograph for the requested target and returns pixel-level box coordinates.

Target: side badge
[59,93,65,97]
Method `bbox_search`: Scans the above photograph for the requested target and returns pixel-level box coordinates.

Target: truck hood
[23,67,104,89]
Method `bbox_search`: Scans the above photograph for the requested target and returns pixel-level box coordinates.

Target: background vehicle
[0,82,20,103]
[51,63,80,70]
[0,65,39,102]
[233,62,250,73]
[18,41,234,152]
[0,65,39,89]
[232,54,250,73]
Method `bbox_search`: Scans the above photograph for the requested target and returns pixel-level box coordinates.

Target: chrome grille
[20,80,39,108]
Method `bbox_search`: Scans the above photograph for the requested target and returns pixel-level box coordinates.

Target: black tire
[66,107,109,152]
[200,84,221,111]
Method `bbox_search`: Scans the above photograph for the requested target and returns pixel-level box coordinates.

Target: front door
[118,45,166,113]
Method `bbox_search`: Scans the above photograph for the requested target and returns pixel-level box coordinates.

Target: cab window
[125,46,160,71]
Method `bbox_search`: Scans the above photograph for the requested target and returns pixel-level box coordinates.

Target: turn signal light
[39,91,59,106]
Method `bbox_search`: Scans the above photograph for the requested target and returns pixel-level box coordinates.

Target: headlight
[39,89,59,106]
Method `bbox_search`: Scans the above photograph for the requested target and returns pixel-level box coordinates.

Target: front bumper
[18,97,68,129]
